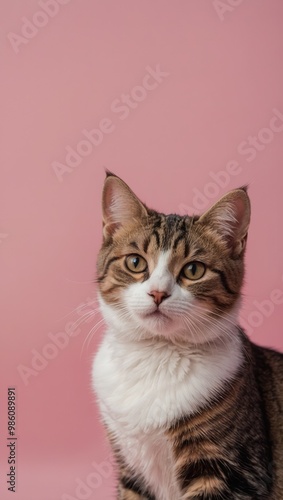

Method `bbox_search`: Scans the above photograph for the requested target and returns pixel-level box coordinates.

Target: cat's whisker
[86,319,105,349]
[189,308,236,334]
[174,303,239,331]
[80,318,105,357]
[179,313,201,345]
[189,314,235,345]
[70,309,99,331]
[54,300,98,322]
[178,309,235,348]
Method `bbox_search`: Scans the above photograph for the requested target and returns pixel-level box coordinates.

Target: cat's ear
[102,172,148,238]
[197,187,251,257]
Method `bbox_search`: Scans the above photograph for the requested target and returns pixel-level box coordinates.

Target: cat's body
[92,173,283,499]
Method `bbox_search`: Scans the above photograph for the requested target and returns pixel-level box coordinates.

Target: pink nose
[148,290,170,306]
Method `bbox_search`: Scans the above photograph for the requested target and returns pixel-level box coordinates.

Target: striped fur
[92,173,283,499]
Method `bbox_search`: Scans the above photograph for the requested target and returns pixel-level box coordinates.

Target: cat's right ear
[102,172,148,238]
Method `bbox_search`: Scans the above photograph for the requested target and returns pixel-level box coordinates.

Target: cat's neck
[94,322,244,429]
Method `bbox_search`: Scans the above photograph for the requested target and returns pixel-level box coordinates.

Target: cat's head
[96,172,250,344]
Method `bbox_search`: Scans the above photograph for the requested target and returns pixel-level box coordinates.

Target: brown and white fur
[92,172,283,499]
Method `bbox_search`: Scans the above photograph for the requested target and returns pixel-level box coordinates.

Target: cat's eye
[182,261,206,281]
[125,254,148,273]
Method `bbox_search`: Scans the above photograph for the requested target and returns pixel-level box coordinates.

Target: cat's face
[97,173,250,344]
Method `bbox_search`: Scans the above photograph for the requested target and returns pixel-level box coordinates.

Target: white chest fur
[92,329,242,500]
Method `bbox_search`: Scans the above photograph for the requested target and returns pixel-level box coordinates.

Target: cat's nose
[148,290,170,306]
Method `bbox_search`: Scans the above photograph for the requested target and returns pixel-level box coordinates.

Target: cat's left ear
[102,172,148,238]
[197,187,251,257]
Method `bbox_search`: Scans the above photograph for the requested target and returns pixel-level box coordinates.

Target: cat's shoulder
[239,327,283,388]
[239,327,283,363]
[241,332,283,410]
[251,339,283,372]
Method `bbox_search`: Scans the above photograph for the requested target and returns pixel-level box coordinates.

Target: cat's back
[252,341,283,412]
[251,340,283,498]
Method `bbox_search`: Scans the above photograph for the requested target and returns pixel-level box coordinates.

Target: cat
[92,172,283,500]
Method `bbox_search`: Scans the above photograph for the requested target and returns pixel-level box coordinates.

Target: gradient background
[1,1,283,499]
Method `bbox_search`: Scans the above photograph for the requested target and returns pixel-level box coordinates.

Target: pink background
[1,1,283,499]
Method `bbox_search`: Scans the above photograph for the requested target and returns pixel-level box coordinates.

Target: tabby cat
[92,172,283,500]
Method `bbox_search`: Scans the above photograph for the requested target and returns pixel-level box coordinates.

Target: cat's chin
[140,310,172,329]
[143,309,170,320]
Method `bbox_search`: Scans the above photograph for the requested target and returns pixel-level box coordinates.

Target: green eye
[125,254,148,273]
[182,261,206,281]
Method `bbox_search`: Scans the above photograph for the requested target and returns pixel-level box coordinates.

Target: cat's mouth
[144,309,170,320]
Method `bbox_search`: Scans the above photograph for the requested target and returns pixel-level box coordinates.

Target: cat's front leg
[117,476,155,500]
[117,483,147,499]
[115,456,155,500]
